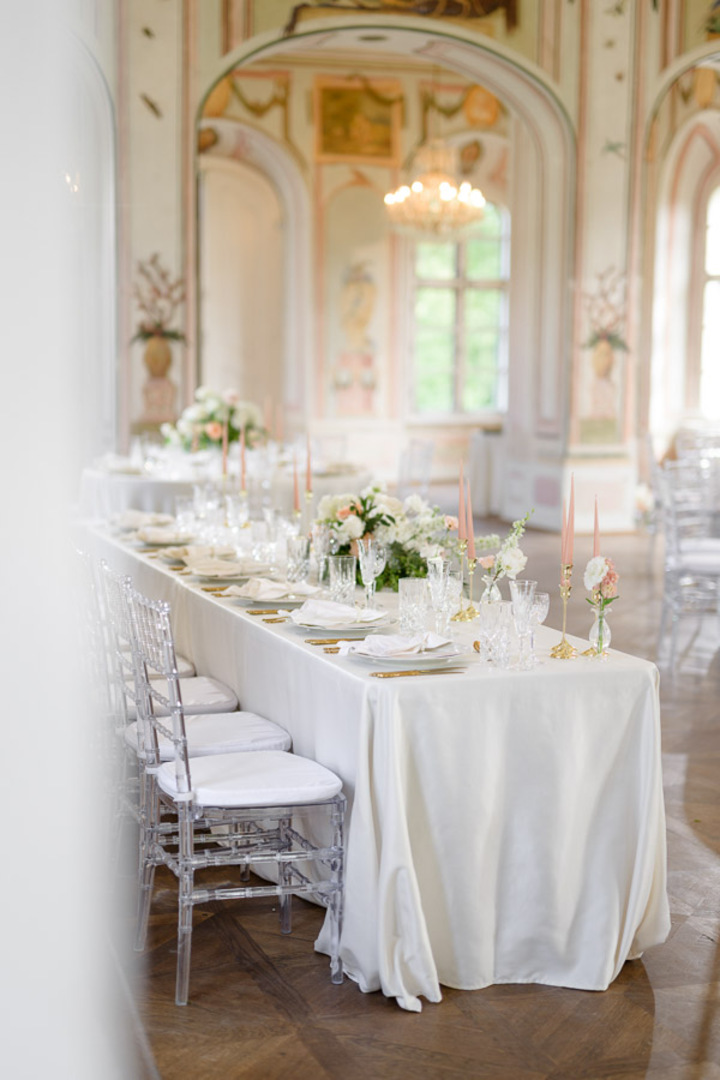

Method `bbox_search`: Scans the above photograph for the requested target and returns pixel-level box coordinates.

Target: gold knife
[370,667,466,678]
[247,609,283,615]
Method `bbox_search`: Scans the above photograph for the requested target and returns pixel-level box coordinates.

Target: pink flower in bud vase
[444,515,459,531]
[479,555,496,570]
[600,559,619,599]
[205,421,224,441]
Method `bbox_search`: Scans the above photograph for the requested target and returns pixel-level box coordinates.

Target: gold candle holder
[550,564,577,659]
[451,540,470,621]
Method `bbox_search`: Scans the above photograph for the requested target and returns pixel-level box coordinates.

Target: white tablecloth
[91,531,670,1012]
[79,465,373,519]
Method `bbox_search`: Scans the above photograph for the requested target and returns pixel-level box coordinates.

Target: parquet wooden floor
[120,524,720,1079]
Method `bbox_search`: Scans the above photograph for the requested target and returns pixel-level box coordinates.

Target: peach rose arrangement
[161,386,264,451]
[315,485,451,591]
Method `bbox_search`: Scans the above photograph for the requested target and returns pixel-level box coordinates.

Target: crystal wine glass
[357,537,387,608]
[426,556,450,634]
[509,579,537,670]
[530,591,550,660]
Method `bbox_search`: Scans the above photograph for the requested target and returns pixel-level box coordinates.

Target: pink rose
[444,515,459,531]
[479,555,495,570]
[205,421,223,441]
[336,506,353,520]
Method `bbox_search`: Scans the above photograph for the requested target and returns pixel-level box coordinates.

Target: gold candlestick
[451,539,469,621]
[550,563,577,659]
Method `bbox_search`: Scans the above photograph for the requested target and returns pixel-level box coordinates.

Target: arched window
[410,202,510,417]
[699,185,720,419]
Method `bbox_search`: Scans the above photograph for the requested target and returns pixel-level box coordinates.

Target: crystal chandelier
[384,140,486,238]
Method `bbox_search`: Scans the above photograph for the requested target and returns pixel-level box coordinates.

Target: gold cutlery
[263,616,288,623]
[247,608,283,616]
[370,667,466,679]
[324,647,341,654]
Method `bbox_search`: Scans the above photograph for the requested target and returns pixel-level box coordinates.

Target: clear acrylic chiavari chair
[125,581,346,1006]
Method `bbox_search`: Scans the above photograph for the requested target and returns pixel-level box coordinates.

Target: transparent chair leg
[329,803,345,984]
[134,784,159,952]
[176,869,194,1007]
[279,817,292,935]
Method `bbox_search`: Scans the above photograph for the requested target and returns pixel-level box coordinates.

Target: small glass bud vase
[480,577,502,604]
[588,605,612,658]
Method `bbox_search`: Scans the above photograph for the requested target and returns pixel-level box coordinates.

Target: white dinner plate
[289,613,394,632]
[347,644,467,668]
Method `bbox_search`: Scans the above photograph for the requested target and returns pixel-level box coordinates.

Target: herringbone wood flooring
[121,525,720,1079]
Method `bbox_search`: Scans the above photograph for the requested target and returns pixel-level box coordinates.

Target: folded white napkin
[181,544,237,562]
[339,632,452,658]
[136,525,192,545]
[289,599,385,628]
[112,509,174,530]
[220,578,319,601]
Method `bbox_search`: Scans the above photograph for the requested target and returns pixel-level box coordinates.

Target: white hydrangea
[183,403,209,423]
[584,555,607,591]
[317,493,357,521]
[338,514,364,541]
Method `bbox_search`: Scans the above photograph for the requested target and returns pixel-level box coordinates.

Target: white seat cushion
[126,676,238,720]
[124,711,291,760]
[157,749,343,808]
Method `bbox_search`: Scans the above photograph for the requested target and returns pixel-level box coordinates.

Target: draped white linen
[92,531,670,1012]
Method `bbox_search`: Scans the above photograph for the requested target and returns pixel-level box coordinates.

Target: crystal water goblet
[398,577,428,634]
[328,554,357,606]
[509,579,537,670]
[357,538,387,608]
[286,534,311,584]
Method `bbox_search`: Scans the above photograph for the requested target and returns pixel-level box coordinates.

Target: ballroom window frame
[405,202,510,422]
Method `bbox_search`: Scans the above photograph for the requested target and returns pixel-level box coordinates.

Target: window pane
[466,204,504,280]
[415,287,455,327]
[700,279,720,417]
[465,288,502,328]
[414,331,454,412]
[415,241,456,280]
[706,188,720,275]
[464,330,501,410]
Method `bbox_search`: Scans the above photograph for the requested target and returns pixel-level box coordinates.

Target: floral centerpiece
[315,486,452,591]
[583,555,619,656]
[475,512,532,601]
[161,386,265,450]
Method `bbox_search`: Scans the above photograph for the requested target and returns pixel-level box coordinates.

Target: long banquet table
[92,529,671,1012]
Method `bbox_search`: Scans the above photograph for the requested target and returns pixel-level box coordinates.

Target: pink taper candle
[593,496,600,558]
[567,474,575,565]
[293,454,300,512]
[240,427,246,491]
[466,481,475,560]
[561,499,567,565]
[458,462,466,542]
[306,434,312,494]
